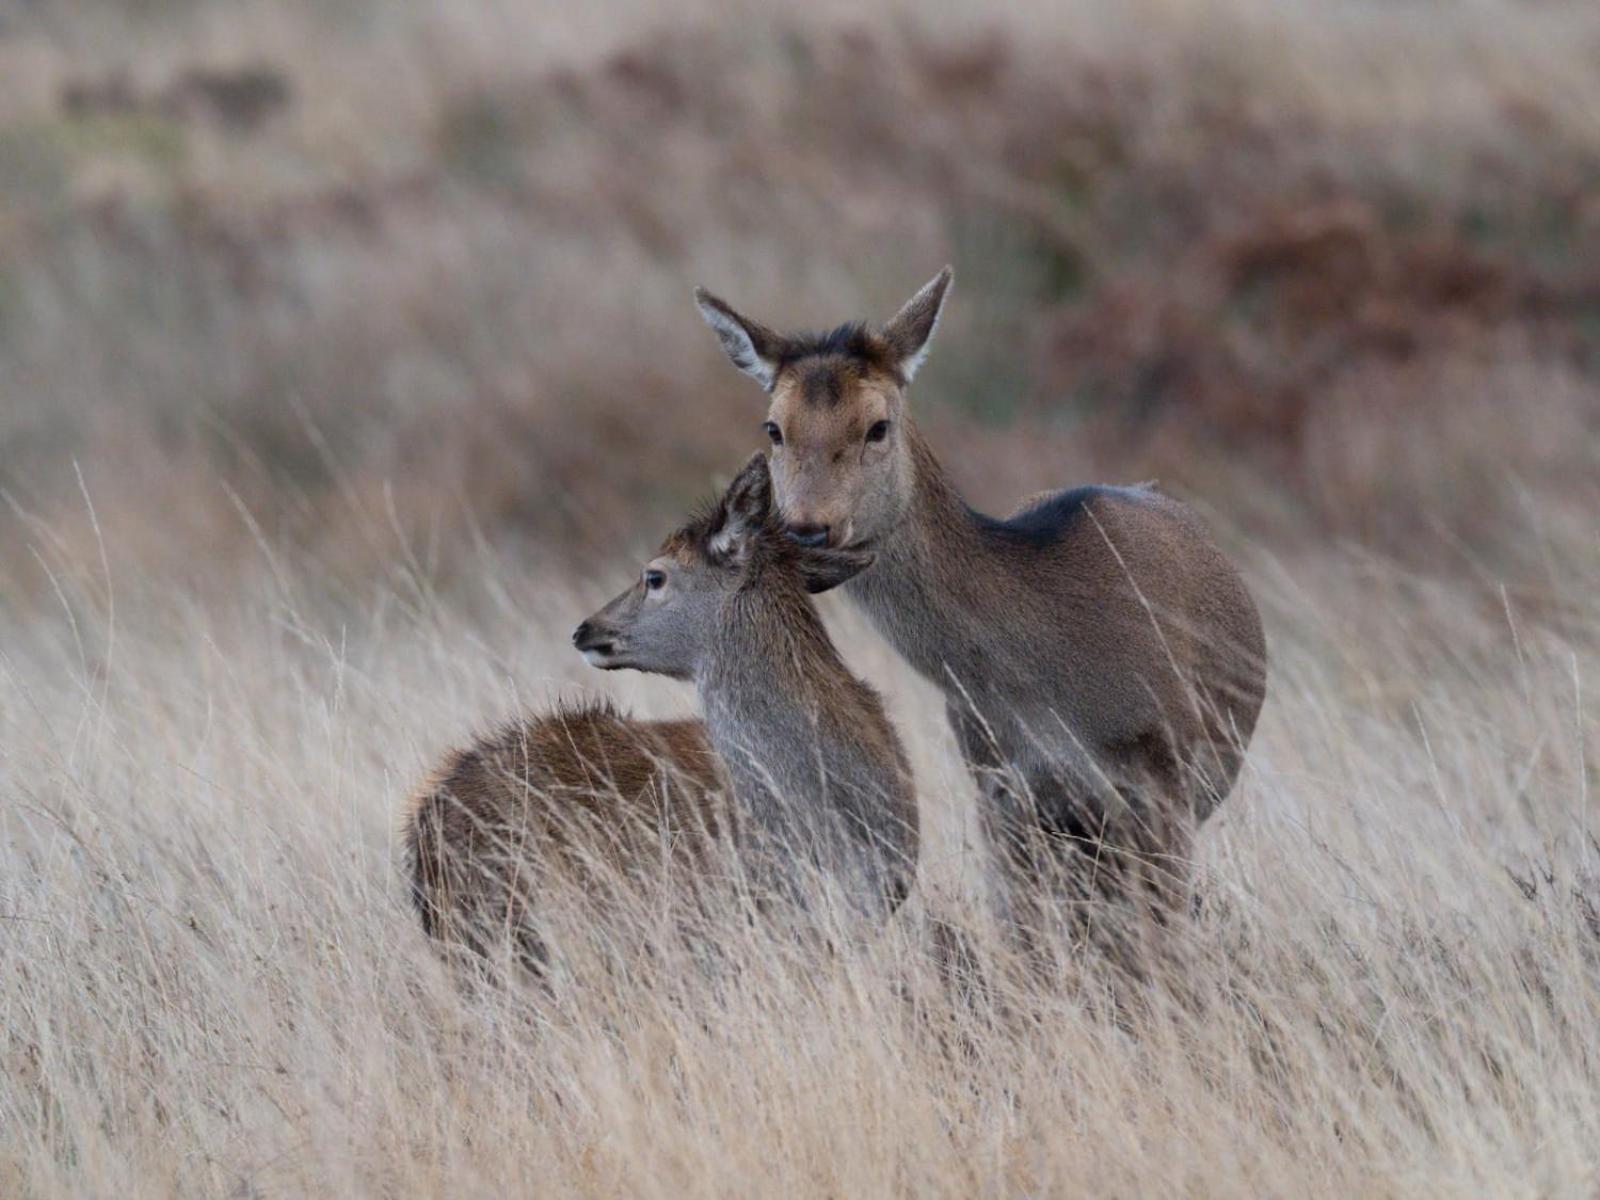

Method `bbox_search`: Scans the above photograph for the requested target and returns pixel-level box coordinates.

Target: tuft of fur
[774,322,886,371]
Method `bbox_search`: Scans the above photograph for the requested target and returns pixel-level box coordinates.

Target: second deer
[407,454,920,973]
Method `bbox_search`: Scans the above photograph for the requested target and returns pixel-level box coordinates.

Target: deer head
[694,268,952,549]
[573,454,875,680]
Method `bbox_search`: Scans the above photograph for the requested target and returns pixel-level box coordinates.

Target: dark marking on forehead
[799,360,850,408]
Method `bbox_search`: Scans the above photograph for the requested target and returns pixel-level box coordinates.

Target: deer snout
[786,523,832,548]
[572,620,616,657]
[784,516,855,549]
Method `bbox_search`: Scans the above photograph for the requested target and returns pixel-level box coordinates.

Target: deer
[406,702,722,976]
[693,268,1268,949]
[406,454,920,974]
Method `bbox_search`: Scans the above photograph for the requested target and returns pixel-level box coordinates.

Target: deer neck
[696,579,853,804]
[843,422,1007,696]
[697,579,896,825]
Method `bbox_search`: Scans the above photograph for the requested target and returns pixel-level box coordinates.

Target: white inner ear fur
[893,274,949,383]
[898,324,938,382]
[707,523,742,560]
[697,298,777,391]
[707,503,758,562]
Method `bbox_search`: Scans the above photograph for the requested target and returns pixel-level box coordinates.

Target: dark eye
[644,569,666,591]
[865,419,890,443]
[762,421,784,446]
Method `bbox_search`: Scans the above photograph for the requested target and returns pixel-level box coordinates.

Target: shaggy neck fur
[695,562,916,911]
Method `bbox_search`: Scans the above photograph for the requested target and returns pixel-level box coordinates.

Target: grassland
[2,0,1599,1195]
[3,502,1597,1196]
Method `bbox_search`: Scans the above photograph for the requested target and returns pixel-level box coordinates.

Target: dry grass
[5,1,1600,1195]
[3,493,1597,1197]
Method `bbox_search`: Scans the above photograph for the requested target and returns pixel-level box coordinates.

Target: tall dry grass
[4,0,1600,1194]
[2,487,1597,1197]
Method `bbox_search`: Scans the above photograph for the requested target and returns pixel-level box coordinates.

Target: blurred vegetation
[1,0,1597,600]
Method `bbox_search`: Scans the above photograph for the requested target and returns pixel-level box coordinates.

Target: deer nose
[786,523,831,548]
[571,620,597,649]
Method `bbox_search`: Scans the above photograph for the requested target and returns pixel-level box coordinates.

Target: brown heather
[3,0,1598,589]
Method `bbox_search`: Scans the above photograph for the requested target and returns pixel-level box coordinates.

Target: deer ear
[708,453,773,563]
[793,545,876,594]
[880,266,952,383]
[695,288,786,392]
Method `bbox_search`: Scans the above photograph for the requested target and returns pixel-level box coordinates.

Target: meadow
[3,0,1599,1195]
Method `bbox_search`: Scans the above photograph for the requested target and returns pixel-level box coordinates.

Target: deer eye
[762,421,784,446]
[865,419,891,444]
[644,569,666,591]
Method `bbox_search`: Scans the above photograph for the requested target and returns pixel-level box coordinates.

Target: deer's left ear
[880,266,952,384]
[793,545,876,594]
[708,453,773,563]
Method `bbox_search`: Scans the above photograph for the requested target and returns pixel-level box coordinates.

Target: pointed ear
[879,266,952,383]
[707,453,774,563]
[695,288,786,392]
[792,545,876,594]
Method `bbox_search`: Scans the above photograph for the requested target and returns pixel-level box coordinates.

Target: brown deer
[694,269,1267,940]
[407,455,919,972]
[406,703,721,975]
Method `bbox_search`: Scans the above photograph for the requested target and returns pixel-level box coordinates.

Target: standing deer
[694,269,1267,941]
[406,454,919,973]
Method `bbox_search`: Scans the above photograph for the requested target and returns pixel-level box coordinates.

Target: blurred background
[2,0,1598,604]
[8,8,1600,1191]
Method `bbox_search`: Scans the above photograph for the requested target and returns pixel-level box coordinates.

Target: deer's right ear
[695,288,785,392]
[793,546,876,594]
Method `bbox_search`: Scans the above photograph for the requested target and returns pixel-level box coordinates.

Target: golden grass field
[3,500,1598,1196]
[3,0,1600,1196]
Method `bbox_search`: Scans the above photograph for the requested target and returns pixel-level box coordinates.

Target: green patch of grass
[0,265,23,336]
[51,111,184,167]
[0,126,71,211]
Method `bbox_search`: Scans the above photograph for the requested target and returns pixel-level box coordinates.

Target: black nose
[571,621,595,649]
[786,524,831,548]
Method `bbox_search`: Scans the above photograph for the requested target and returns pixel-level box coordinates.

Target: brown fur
[404,702,723,973]
[881,429,1266,930]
